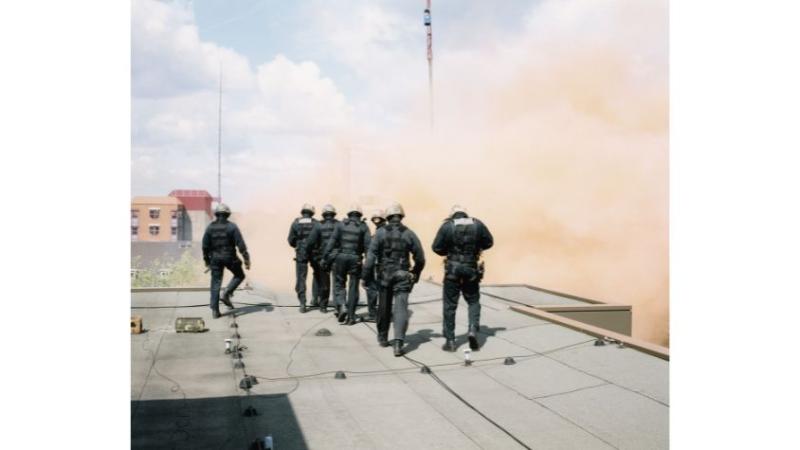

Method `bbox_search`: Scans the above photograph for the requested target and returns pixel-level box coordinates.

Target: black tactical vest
[319,219,337,246]
[295,217,314,251]
[339,219,363,254]
[382,223,410,270]
[208,221,235,258]
[451,217,478,261]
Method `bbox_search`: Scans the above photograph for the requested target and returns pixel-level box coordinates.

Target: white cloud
[132,0,252,98]
[256,55,351,132]
[131,0,352,202]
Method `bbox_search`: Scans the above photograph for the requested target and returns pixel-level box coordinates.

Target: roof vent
[420,365,432,374]
[334,371,347,379]
[315,328,332,337]
[231,332,241,340]
[504,357,516,365]
[230,322,239,329]
[594,338,606,346]
[243,406,259,417]
[234,359,245,369]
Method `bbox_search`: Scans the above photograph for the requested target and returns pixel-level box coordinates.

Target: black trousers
[209,257,245,311]
[377,270,414,342]
[294,257,319,306]
[333,253,362,316]
[365,266,380,316]
[442,261,481,340]
[314,264,333,308]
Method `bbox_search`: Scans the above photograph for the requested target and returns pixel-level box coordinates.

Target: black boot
[338,310,348,323]
[378,335,389,347]
[299,304,307,314]
[442,339,457,352]
[345,314,357,326]
[468,326,480,351]
[220,289,234,309]
[211,308,221,319]
[393,340,404,357]
[320,305,328,313]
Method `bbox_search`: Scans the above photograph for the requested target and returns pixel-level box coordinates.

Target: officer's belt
[447,254,478,263]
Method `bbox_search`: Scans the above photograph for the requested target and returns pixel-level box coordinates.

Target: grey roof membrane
[131,281,668,449]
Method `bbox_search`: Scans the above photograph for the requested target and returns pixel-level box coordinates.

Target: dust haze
[236,1,669,346]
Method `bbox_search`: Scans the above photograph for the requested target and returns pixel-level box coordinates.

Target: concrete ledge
[509,304,669,361]
[482,283,616,306]
[538,305,631,313]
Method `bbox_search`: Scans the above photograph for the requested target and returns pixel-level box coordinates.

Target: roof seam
[529,382,611,400]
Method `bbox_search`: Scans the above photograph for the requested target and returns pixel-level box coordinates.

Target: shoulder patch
[298,217,312,224]
[454,217,474,226]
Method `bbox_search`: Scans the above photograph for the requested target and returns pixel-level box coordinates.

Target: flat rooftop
[131,281,668,449]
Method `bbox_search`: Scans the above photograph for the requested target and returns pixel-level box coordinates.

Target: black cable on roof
[403,353,533,450]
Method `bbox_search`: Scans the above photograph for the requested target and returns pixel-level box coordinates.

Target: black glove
[412,272,420,284]
[244,260,251,270]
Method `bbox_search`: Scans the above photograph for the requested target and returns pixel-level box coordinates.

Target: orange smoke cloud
[237,0,668,345]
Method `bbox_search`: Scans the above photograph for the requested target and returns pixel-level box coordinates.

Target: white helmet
[385,202,405,219]
[449,204,468,218]
[322,204,337,215]
[347,204,363,216]
[371,209,386,221]
[215,203,231,216]
[301,203,315,215]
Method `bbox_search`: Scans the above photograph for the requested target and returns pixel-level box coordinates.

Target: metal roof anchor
[239,375,257,390]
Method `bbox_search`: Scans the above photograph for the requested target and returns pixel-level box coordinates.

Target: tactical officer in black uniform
[363,209,386,322]
[362,203,425,356]
[322,205,371,325]
[306,204,339,313]
[287,203,320,313]
[202,203,251,319]
[432,205,494,352]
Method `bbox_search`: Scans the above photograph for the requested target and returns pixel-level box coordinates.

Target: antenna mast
[424,1,433,131]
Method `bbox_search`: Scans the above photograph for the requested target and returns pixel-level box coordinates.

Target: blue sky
[190,0,535,96]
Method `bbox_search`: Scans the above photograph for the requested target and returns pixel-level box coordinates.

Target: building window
[149,208,160,219]
[149,225,160,236]
[131,226,138,240]
[171,210,178,219]
[131,209,138,218]
[171,226,178,241]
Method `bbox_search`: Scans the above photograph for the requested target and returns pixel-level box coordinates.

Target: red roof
[168,189,213,198]
[168,190,213,216]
